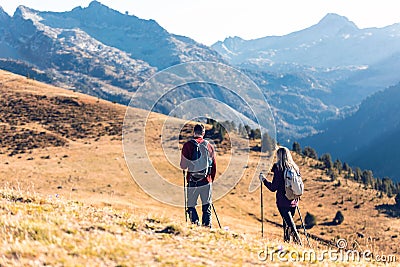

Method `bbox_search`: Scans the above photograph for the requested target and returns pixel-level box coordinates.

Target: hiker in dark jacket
[260,146,301,243]
[180,124,216,227]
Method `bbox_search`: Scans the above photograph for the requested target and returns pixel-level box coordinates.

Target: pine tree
[382,177,394,197]
[376,178,383,191]
[262,133,275,153]
[238,124,245,136]
[292,142,302,154]
[230,121,236,133]
[249,129,255,140]
[330,171,337,182]
[334,159,342,174]
[347,168,353,179]
[249,128,261,140]
[218,125,227,142]
[370,177,377,190]
[320,153,333,169]
[244,125,251,138]
[342,162,351,172]
[361,170,373,187]
[354,167,362,182]
[303,146,318,160]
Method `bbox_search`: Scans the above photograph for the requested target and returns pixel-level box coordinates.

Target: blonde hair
[276,146,299,172]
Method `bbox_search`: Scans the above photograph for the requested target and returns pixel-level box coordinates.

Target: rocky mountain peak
[0,6,10,21]
[221,36,245,47]
[14,5,33,16]
[315,13,358,33]
[212,36,245,59]
[14,5,43,23]
[86,1,112,13]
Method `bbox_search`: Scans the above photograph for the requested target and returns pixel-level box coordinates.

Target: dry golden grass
[0,70,399,265]
[1,186,394,266]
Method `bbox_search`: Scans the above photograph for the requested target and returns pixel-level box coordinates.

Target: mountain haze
[302,82,400,181]
[213,13,400,69]
[213,13,400,107]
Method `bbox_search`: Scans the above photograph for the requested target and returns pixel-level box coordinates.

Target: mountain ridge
[0,1,228,106]
[212,12,400,108]
[35,1,224,70]
[313,13,358,34]
[301,82,400,181]
[213,12,400,68]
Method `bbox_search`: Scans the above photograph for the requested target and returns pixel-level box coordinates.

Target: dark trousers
[278,206,301,244]
[186,179,212,227]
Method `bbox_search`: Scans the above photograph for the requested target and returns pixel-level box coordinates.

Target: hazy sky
[0,0,399,45]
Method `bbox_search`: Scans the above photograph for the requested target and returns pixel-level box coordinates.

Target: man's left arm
[180,142,191,170]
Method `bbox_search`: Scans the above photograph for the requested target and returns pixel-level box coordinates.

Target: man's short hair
[193,124,205,135]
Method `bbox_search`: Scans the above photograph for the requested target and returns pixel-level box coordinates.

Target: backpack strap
[190,139,209,151]
[193,139,211,163]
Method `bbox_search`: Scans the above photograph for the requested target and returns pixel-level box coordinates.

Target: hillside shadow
[319,221,337,226]
[375,204,400,218]
[247,212,335,247]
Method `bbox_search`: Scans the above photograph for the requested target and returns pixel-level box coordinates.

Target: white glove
[259,173,265,183]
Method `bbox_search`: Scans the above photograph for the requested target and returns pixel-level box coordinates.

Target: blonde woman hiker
[259,146,302,244]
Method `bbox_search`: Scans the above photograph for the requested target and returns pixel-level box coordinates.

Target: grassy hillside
[0,186,393,266]
[0,186,263,266]
[0,70,399,266]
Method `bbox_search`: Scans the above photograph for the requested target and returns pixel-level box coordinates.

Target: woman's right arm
[264,171,279,192]
[263,164,279,192]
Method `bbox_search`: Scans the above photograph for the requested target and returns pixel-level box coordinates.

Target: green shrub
[333,211,344,225]
[305,212,317,229]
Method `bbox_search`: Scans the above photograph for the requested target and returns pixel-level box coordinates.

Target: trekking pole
[211,203,221,228]
[261,174,264,238]
[183,170,187,223]
[296,206,311,247]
